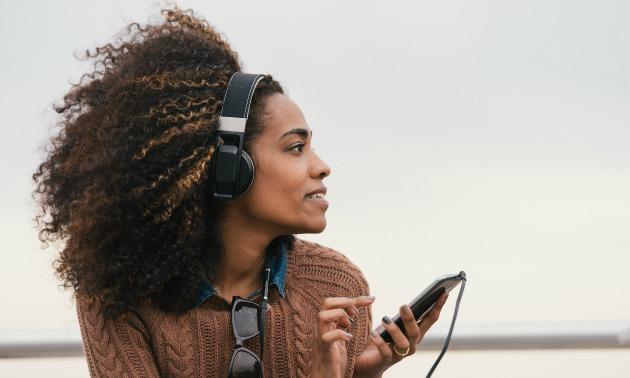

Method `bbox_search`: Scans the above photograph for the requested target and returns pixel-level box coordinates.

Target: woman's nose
[312,151,331,178]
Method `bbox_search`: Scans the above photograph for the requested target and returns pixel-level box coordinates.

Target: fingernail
[348,316,355,324]
[382,315,391,324]
[367,295,376,301]
[344,331,353,339]
[369,330,378,338]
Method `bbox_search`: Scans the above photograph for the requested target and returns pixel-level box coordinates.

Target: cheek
[259,162,303,198]
[243,150,310,220]
[247,171,304,214]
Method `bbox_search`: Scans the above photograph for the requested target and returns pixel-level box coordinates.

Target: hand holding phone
[365,271,467,378]
[375,271,466,343]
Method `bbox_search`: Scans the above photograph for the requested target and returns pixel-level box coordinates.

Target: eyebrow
[278,128,312,141]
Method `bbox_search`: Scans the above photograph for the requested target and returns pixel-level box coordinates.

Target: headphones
[208,72,266,199]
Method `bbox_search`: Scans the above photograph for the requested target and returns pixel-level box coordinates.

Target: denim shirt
[191,240,288,309]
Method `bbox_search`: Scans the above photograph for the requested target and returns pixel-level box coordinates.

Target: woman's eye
[290,143,305,153]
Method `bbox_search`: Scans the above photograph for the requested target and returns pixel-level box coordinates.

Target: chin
[307,218,327,233]
[309,224,326,234]
[292,218,327,234]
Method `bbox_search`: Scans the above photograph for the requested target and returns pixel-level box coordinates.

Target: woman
[32,6,448,377]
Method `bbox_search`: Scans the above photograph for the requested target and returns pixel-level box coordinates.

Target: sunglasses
[228,267,271,378]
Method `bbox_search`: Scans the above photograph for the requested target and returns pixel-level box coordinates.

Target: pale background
[1,0,628,376]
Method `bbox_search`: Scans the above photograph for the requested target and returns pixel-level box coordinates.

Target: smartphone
[375,271,466,343]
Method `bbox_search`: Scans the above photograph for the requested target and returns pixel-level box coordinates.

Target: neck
[214,211,278,301]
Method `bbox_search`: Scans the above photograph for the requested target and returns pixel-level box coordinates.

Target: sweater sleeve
[76,295,161,377]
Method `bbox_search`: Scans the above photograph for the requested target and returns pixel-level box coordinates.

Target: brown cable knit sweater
[76,238,373,377]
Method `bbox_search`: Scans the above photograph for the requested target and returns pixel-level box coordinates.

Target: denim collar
[191,240,288,309]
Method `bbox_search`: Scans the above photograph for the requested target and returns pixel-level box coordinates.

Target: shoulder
[75,293,159,331]
[287,237,371,298]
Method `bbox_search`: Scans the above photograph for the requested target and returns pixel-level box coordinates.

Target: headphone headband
[218,73,266,133]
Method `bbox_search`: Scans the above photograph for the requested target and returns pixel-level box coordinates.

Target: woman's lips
[305,196,329,209]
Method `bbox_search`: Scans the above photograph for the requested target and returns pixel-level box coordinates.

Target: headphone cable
[426,277,466,377]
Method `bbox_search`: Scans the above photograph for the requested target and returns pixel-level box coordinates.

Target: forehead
[261,93,311,139]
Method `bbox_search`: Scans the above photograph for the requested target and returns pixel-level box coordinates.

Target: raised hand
[353,293,449,378]
[310,295,376,377]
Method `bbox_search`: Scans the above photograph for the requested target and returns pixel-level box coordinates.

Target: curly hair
[32,6,295,319]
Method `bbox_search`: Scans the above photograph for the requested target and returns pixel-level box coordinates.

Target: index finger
[353,295,376,307]
[320,295,375,311]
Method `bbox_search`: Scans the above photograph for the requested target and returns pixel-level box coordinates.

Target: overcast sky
[1,0,628,345]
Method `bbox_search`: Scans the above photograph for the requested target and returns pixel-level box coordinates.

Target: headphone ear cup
[235,150,255,197]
